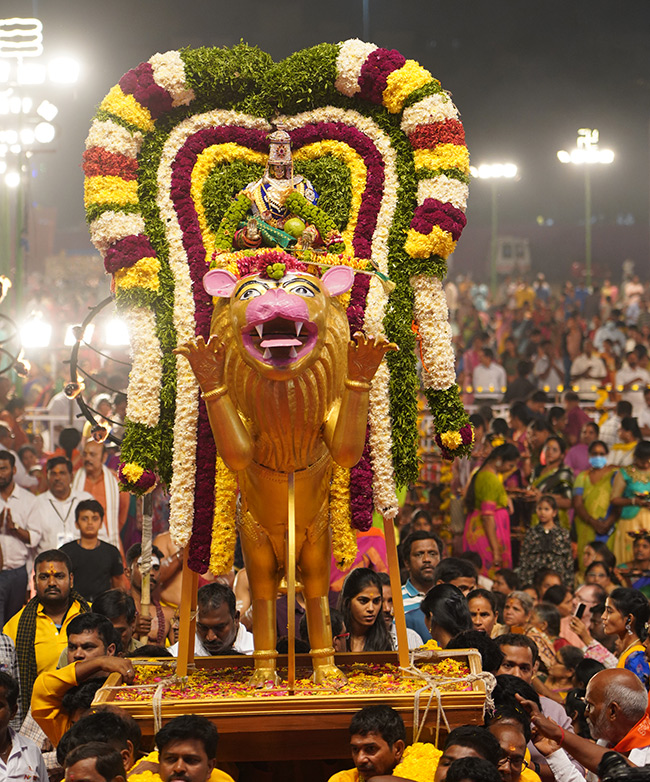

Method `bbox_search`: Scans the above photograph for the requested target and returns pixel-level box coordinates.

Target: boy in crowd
[60,500,124,602]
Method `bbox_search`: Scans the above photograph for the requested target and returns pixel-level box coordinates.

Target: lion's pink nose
[245,288,309,324]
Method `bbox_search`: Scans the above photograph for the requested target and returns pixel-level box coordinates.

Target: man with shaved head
[519,668,650,774]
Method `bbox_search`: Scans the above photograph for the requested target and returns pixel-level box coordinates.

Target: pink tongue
[260,338,301,348]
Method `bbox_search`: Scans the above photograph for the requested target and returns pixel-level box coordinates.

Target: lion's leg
[238,510,281,686]
[298,508,347,686]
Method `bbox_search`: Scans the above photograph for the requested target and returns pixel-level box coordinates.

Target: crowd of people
[0,271,649,780]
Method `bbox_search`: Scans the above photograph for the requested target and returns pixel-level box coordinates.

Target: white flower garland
[123,307,163,427]
[149,50,195,107]
[89,211,147,255]
[85,119,143,158]
[416,176,469,212]
[411,274,457,391]
[334,38,377,97]
[400,92,459,137]
[158,109,271,547]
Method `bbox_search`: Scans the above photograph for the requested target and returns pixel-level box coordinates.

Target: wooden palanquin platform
[93,649,486,762]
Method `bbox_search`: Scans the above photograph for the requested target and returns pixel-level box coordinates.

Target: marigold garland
[209,457,238,575]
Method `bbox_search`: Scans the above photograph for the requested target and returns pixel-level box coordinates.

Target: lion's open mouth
[242,316,318,364]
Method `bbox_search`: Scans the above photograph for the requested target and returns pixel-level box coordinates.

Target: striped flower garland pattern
[83,40,471,575]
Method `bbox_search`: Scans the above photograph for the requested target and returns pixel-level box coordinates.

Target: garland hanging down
[83,40,472,575]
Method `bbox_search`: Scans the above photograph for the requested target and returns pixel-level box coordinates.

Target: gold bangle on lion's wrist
[201,385,227,401]
[345,378,371,392]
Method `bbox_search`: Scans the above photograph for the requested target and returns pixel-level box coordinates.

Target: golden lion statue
[175,256,396,685]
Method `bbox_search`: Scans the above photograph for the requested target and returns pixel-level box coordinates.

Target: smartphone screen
[574,603,586,620]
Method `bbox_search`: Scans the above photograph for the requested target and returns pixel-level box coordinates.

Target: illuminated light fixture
[20,316,52,348]
[36,99,57,121]
[9,95,20,113]
[0,18,44,58]
[64,322,95,346]
[470,163,518,180]
[0,94,8,114]
[34,122,55,143]
[0,61,10,82]
[4,170,20,188]
[16,61,46,85]
[48,56,80,84]
[21,96,32,114]
[104,317,129,346]
[19,127,34,145]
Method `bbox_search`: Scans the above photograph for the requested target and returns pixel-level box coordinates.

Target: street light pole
[557,128,614,290]
[470,163,518,298]
[490,180,498,297]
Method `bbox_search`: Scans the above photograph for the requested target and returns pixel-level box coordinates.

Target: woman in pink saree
[463,443,519,576]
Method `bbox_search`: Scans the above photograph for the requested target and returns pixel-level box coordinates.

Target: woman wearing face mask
[527,437,573,530]
[572,439,615,572]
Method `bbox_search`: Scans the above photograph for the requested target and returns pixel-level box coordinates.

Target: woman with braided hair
[602,587,650,684]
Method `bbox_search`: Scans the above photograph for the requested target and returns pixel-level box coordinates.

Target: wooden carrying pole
[287,472,296,692]
[176,548,199,678]
[383,514,410,668]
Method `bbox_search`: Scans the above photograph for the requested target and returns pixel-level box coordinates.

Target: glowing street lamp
[557,128,614,288]
[470,162,519,296]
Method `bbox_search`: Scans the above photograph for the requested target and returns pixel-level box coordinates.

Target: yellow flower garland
[330,463,357,569]
[209,456,239,575]
[99,85,155,132]
[383,60,432,114]
[414,144,470,175]
[84,176,139,208]
[405,225,457,260]
[191,144,267,265]
[114,257,161,291]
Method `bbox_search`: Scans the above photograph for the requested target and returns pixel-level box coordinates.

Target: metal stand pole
[287,472,296,692]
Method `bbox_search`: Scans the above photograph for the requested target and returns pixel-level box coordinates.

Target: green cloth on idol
[239,217,297,249]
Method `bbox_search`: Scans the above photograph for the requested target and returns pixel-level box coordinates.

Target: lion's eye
[287,285,315,298]
[239,288,262,300]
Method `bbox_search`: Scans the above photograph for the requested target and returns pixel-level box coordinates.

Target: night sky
[4,0,650,280]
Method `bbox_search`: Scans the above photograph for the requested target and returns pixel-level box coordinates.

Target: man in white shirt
[532,340,564,394]
[35,457,94,552]
[0,450,42,626]
[615,351,650,416]
[472,348,507,403]
[168,582,253,657]
[570,339,607,403]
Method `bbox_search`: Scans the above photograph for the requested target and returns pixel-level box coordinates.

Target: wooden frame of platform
[93,649,485,761]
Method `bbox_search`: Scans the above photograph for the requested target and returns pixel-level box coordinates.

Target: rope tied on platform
[401,649,496,744]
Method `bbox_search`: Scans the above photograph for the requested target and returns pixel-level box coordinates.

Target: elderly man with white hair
[520,668,650,779]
